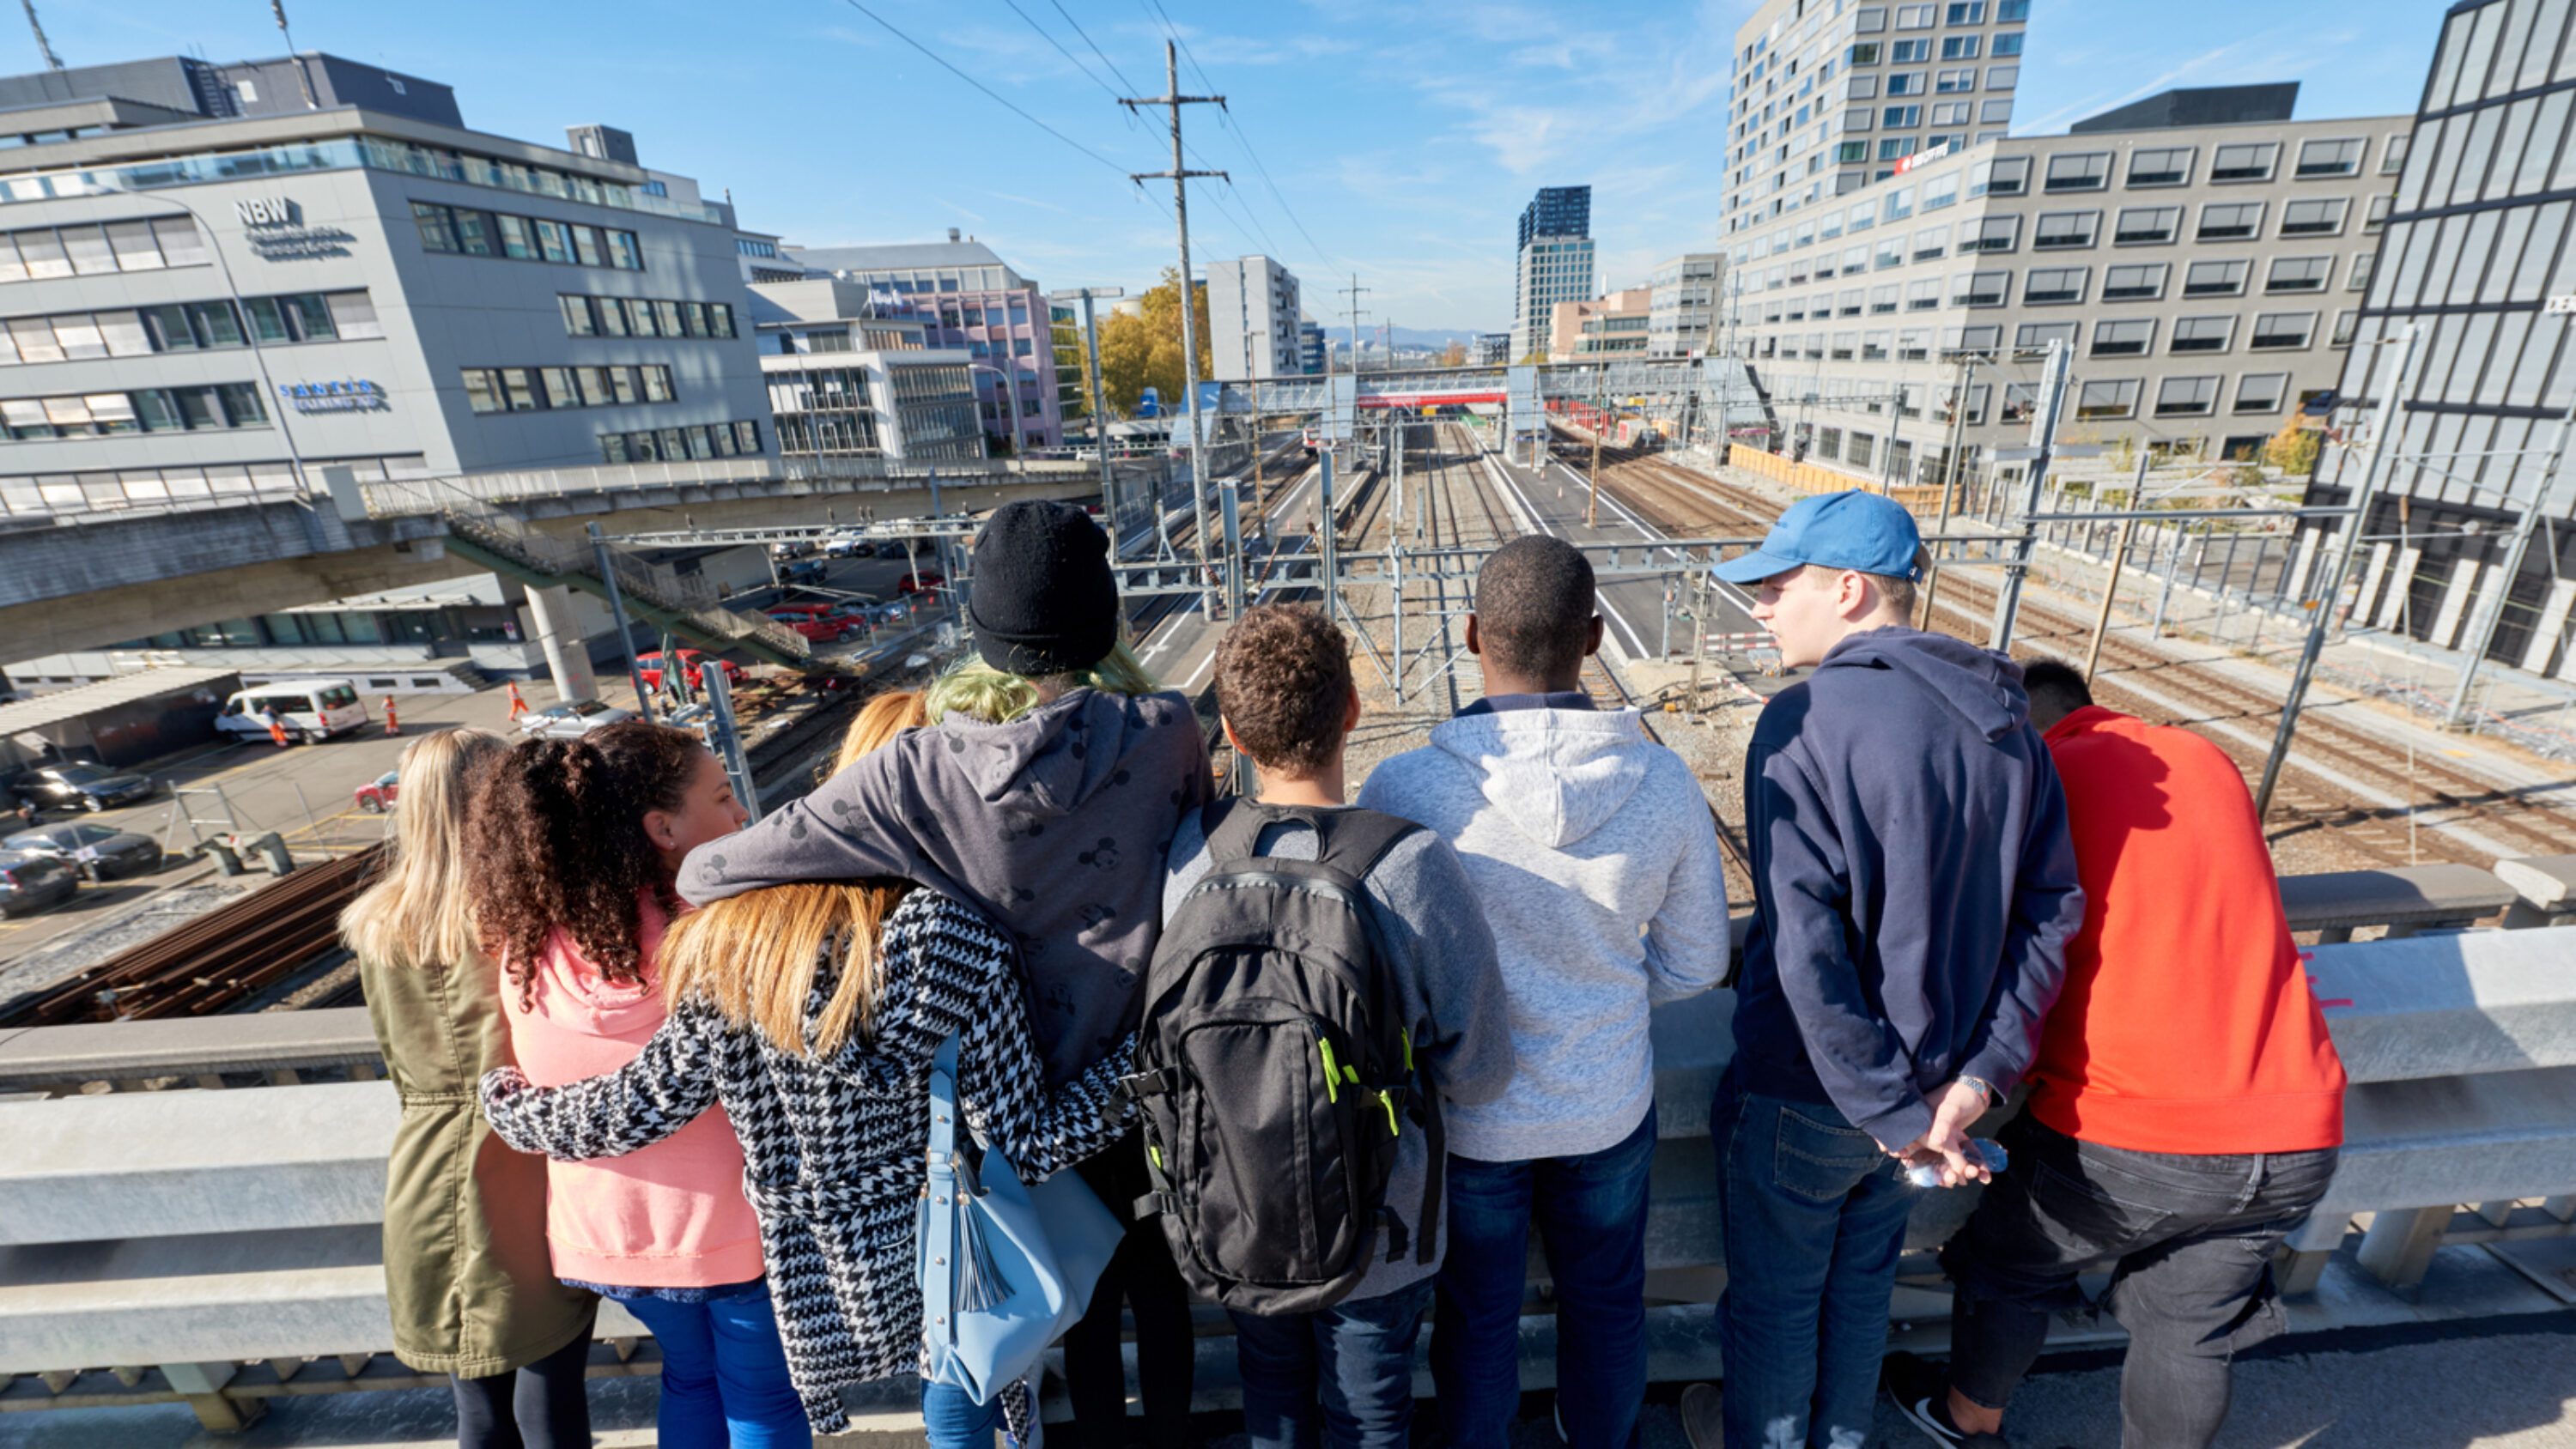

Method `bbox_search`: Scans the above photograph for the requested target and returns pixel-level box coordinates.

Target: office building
[1552,288,1655,361]
[1649,253,1725,357]
[0,51,772,689]
[751,277,981,462]
[1298,318,1328,374]
[1722,86,2405,481]
[1206,255,1303,382]
[784,233,1060,454]
[1473,331,1511,366]
[1724,0,2032,235]
[2317,0,2576,677]
[1510,185,1595,361]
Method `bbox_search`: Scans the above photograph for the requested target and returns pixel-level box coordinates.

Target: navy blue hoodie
[1731,627,2084,1151]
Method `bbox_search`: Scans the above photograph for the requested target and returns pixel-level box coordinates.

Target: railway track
[1571,433,2576,869]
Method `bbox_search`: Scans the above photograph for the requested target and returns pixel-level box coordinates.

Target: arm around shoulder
[676,744,920,907]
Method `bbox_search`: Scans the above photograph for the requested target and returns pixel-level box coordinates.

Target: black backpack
[1122,799,1443,1315]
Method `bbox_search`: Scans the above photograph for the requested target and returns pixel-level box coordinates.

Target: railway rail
[1569,431,2576,869]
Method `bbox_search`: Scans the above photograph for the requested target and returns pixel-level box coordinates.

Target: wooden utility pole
[1587,361,1606,527]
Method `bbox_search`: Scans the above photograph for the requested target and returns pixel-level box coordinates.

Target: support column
[523,584,598,705]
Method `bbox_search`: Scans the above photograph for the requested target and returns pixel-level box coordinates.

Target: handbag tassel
[954,1202,1013,1312]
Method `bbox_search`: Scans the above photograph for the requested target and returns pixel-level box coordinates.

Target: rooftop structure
[1517,185,1590,251]
[2069,82,2300,134]
[1725,0,2031,235]
[1552,288,1655,362]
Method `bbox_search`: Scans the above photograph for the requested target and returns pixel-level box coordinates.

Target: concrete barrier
[2277,864,2521,942]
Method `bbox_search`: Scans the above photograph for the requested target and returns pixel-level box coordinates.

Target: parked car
[896,571,947,596]
[766,610,858,644]
[518,700,641,739]
[824,533,874,559]
[355,770,400,813]
[771,539,815,561]
[780,560,829,586]
[214,680,369,743]
[3,822,163,881]
[635,651,744,691]
[10,764,156,813]
[0,850,77,917]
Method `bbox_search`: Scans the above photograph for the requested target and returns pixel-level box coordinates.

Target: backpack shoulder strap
[1305,808,1423,885]
[1197,795,1267,864]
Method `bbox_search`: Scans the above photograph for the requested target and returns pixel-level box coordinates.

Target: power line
[1136,0,1344,276]
[1048,0,1141,94]
[995,0,1122,104]
[835,0,1135,179]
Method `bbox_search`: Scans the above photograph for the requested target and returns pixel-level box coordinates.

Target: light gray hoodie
[1357,705,1731,1161]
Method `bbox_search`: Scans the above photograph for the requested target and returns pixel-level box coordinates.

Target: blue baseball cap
[1711,489,1923,584]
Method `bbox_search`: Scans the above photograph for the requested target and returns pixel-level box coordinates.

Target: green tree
[2261,416,2321,476]
[1093,268,1212,417]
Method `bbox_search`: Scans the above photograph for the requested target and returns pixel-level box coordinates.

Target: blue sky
[22,0,2445,332]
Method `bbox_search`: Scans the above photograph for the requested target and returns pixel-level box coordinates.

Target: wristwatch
[1958,1075,1999,1110]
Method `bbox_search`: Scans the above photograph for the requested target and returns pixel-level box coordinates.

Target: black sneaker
[1883,1351,1990,1449]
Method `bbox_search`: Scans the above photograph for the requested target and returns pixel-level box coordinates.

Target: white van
[216,681,370,743]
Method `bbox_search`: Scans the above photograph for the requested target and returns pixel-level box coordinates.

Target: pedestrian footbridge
[4,857,2573,1434]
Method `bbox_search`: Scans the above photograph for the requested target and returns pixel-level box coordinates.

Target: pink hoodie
[501,896,765,1288]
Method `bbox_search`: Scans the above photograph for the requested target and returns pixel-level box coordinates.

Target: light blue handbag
[918,1035,1126,1405]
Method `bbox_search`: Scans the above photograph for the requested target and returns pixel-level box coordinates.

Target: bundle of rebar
[0,845,385,1027]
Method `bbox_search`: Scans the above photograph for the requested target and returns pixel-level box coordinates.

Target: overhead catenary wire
[1136,0,1346,276]
[1049,0,1142,94]
[995,0,1126,106]
[834,0,1143,183]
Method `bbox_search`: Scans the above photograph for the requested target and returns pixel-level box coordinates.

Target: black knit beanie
[967,500,1120,676]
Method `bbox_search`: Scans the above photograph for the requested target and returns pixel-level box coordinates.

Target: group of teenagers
[338,489,2348,1449]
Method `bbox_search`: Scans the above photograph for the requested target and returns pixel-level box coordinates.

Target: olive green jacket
[361,948,596,1377]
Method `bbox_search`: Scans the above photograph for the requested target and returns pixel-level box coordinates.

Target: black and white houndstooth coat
[478,888,1133,1437]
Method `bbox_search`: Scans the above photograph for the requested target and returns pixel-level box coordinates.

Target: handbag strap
[928,1034,962,1162]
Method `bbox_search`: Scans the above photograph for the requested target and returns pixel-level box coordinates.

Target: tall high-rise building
[1723,0,2032,236]
[1206,256,1303,381]
[1518,185,1591,250]
[2315,0,2576,679]
[1510,185,1595,361]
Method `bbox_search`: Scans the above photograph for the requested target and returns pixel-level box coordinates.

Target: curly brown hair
[465,718,708,1008]
[1213,603,1352,778]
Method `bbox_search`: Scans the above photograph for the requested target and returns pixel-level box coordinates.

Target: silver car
[516,700,641,739]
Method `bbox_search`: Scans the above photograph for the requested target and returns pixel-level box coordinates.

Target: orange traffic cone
[506,682,530,718]
[382,696,400,736]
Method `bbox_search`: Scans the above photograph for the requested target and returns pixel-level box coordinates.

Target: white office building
[1649,253,1725,358]
[1206,255,1302,382]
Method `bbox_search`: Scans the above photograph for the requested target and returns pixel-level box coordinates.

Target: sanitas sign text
[279,379,388,413]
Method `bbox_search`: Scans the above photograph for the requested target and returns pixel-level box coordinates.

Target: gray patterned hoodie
[676,687,1211,1087]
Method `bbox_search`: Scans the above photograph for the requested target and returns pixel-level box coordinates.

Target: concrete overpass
[0,453,1112,668]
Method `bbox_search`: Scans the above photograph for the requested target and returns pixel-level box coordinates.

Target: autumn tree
[2260,415,2321,476]
[1091,267,1214,417]
[1438,341,1467,367]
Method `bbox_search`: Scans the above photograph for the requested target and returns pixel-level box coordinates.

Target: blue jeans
[1715,1082,1916,1449]
[920,1379,1008,1449]
[1432,1104,1658,1449]
[1230,1276,1433,1449]
[616,1281,811,1449]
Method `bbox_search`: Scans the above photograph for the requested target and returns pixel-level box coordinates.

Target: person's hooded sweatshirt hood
[1358,706,1732,1161]
[504,895,766,1288]
[1731,627,2085,1152]
[677,687,1209,1087]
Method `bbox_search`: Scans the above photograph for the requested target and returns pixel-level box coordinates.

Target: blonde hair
[656,690,927,1056]
[338,728,509,971]
[922,638,1161,725]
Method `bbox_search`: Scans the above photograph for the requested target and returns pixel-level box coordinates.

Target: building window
[2234,373,2288,413]
[2184,258,2249,296]
[2296,138,2365,178]
[2155,376,2220,416]
[2170,315,2236,353]
[412,202,642,271]
[1971,155,2029,197]
[1955,270,2009,306]
[2103,263,2168,300]
[2250,312,2317,349]
[1894,3,1936,25]
[461,364,673,413]
[1931,100,1973,125]
[2366,194,2394,233]
[2348,251,2376,291]
[2113,206,2180,245]
[1986,64,2019,88]
[1884,104,1923,128]
[2044,153,2111,191]
[1961,215,2020,253]
[0,216,204,283]
[2210,142,2278,182]
[2033,211,2100,250]
[1935,68,1978,93]
[1849,41,1883,65]
[2023,266,2088,304]
[1892,39,1932,62]
[2266,256,2332,293]
[1946,2,1984,20]
[1880,136,1919,161]
[2015,320,2077,353]
[1862,330,1891,360]
[1,384,267,440]
[2332,310,2359,346]
[1991,30,2024,56]
[2092,318,2154,356]
[1941,35,1980,60]
[2128,147,2194,186]
[2075,379,2142,419]
[1886,72,1927,95]
[2382,133,2410,174]
[1837,140,1870,162]
[1906,278,1943,311]
[1998,0,2028,16]
[2196,202,2265,240]
[1870,283,1901,313]
[2280,198,2347,236]
[599,420,761,464]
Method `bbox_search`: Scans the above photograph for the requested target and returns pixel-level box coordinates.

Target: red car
[896,571,947,596]
[355,770,399,814]
[636,650,745,690]
[766,605,860,642]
